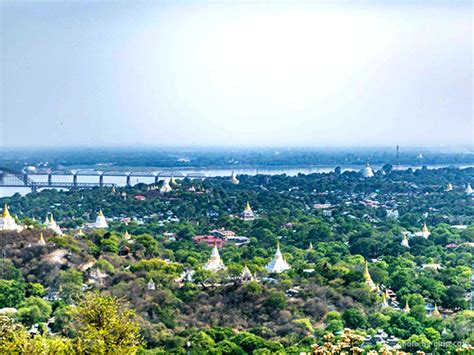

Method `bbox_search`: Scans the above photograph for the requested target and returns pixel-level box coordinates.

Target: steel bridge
[0,167,207,192]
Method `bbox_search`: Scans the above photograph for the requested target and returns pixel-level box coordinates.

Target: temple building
[361,163,374,178]
[44,214,63,235]
[230,171,240,185]
[0,204,22,232]
[242,202,255,221]
[466,183,473,195]
[421,222,430,239]
[363,260,377,292]
[203,243,226,272]
[266,242,291,274]
[240,265,255,282]
[147,278,156,291]
[160,179,172,194]
[93,210,108,229]
[401,234,410,248]
[446,183,453,192]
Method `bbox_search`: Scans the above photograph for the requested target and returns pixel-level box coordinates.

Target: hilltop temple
[363,260,377,292]
[0,204,22,232]
[203,243,226,272]
[242,202,255,221]
[266,242,291,274]
[93,210,108,229]
[361,163,374,178]
[230,171,240,185]
[44,214,63,235]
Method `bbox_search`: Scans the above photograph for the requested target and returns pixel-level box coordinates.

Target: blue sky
[1,1,472,148]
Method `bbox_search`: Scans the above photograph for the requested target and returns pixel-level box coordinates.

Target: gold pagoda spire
[363,260,372,281]
[39,233,46,245]
[308,241,313,251]
[2,204,10,218]
[49,214,55,224]
[403,300,410,312]
[244,201,252,211]
[432,304,441,317]
[422,222,429,234]
[98,209,104,217]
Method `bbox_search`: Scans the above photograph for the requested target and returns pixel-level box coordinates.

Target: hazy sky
[1,1,472,148]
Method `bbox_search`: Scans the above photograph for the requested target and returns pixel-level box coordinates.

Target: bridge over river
[0,167,207,192]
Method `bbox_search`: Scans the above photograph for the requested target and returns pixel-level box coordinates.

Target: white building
[93,210,108,229]
[266,242,291,274]
[361,163,374,178]
[147,278,156,290]
[242,202,255,221]
[160,179,172,194]
[230,171,240,185]
[44,214,63,235]
[0,204,22,232]
[401,234,410,248]
[465,183,473,195]
[203,243,226,272]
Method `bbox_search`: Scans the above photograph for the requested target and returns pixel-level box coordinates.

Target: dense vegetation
[0,166,473,354]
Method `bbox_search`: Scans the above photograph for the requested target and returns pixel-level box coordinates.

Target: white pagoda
[266,242,291,274]
[242,202,255,221]
[44,214,63,235]
[361,163,374,178]
[160,179,172,194]
[421,222,430,239]
[147,278,156,291]
[465,183,473,195]
[446,183,453,192]
[230,171,240,185]
[93,210,108,229]
[203,243,226,272]
[240,265,255,282]
[0,204,22,232]
[401,234,410,248]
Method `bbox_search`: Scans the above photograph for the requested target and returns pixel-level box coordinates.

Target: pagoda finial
[2,204,10,218]
[403,300,410,312]
[98,209,104,217]
[245,201,251,211]
[39,233,46,245]
[432,303,441,317]
[49,214,54,223]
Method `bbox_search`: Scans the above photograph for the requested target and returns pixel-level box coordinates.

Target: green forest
[0,166,473,354]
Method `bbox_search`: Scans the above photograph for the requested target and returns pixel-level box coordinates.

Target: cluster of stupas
[44,214,63,235]
[203,241,291,276]
[0,204,22,232]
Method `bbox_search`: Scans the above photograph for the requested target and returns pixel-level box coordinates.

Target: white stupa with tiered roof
[401,234,410,248]
[160,179,172,194]
[44,214,63,235]
[230,171,240,185]
[266,242,291,274]
[0,204,22,232]
[240,265,255,282]
[203,243,226,272]
[421,222,430,239]
[465,183,473,195]
[361,163,374,178]
[38,233,46,246]
[93,210,108,229]
[242,202,255,221]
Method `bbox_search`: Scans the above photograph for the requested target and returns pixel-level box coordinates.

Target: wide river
[1,164,473,197]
